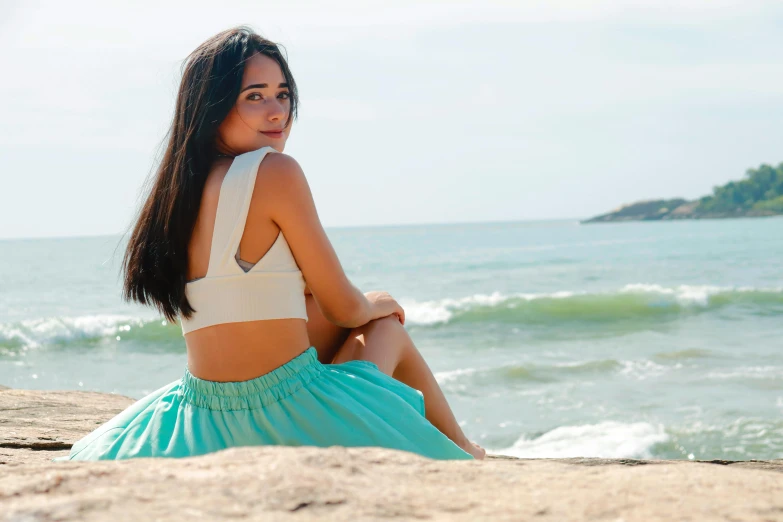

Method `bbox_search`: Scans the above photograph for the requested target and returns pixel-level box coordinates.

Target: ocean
[1,218,781,461]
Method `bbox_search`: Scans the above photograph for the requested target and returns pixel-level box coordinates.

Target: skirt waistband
[180,346,324,411]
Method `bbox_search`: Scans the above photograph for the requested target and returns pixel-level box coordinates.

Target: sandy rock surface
[0,389,135,453]
[1,388,782,521]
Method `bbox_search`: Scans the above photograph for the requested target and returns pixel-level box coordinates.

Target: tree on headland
[697,162,783,213]
[583,161,783,223]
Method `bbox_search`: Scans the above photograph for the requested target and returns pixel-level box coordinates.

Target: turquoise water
[1,218,782,460]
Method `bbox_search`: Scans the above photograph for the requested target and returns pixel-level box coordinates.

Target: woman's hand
[364,291,405,325]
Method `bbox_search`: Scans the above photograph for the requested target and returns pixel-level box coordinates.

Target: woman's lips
[260,131,283,138]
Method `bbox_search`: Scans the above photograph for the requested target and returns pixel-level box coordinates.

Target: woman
[56,26,485,461]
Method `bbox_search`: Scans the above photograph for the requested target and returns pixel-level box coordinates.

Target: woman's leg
[331,316,485,459]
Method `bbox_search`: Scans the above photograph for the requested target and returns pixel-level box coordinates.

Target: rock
[666,200,699,217]
[582,197,782,223]
[1,389,782,521]
[0,447,68,465]
[0,389,134,453]
[582,198,690,223]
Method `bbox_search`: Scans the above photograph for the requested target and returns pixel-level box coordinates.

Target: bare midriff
[184,318,311,382]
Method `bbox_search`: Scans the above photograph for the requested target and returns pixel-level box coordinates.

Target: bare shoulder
[253,152,312,211]
[256,152,306,189]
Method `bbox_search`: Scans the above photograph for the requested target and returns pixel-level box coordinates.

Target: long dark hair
[121,26,299,323]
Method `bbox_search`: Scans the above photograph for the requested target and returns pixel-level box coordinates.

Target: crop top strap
[206,146,278,277]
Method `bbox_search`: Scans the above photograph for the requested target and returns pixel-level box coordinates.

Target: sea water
[1,217,781,460]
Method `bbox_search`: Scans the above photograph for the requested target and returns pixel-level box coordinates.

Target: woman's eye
[246,92,290,101]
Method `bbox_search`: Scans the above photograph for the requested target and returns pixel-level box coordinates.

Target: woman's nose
[266,99,287,122]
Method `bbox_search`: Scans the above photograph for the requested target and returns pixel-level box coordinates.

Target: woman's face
[216,52,292,155]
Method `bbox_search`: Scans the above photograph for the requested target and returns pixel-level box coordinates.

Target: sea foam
[491,420,670,459]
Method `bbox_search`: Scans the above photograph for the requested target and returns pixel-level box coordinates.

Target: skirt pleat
[55,347,473,461]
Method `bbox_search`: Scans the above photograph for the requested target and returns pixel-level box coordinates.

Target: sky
[1,0,782,240]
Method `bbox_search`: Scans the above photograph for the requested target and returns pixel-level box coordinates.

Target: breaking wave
[401,284,783,326]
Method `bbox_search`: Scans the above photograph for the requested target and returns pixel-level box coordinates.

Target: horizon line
[0,216,584,242]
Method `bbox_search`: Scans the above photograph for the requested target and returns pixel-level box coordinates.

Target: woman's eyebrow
[240,82,289,93]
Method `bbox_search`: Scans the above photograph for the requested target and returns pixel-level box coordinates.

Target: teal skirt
[54,347,473,461]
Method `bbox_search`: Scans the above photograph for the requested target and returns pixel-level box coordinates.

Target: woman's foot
[461,439,486,460]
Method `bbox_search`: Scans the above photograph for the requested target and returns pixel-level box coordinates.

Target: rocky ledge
[1,388,782,521]
[581,199,781,223]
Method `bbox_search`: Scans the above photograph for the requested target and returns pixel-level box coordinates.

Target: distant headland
[583,162,783,224]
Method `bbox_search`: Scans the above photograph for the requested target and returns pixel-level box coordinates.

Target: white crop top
[179,146,308,335]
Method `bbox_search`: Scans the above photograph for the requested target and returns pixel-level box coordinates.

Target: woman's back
[183,151,311,382]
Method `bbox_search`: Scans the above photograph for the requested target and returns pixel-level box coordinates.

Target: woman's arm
[254,153,374,328]
[251,153,405,327]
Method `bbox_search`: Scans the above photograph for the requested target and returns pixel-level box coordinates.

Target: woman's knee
[334,316,411,371]
[354,315,409,343]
